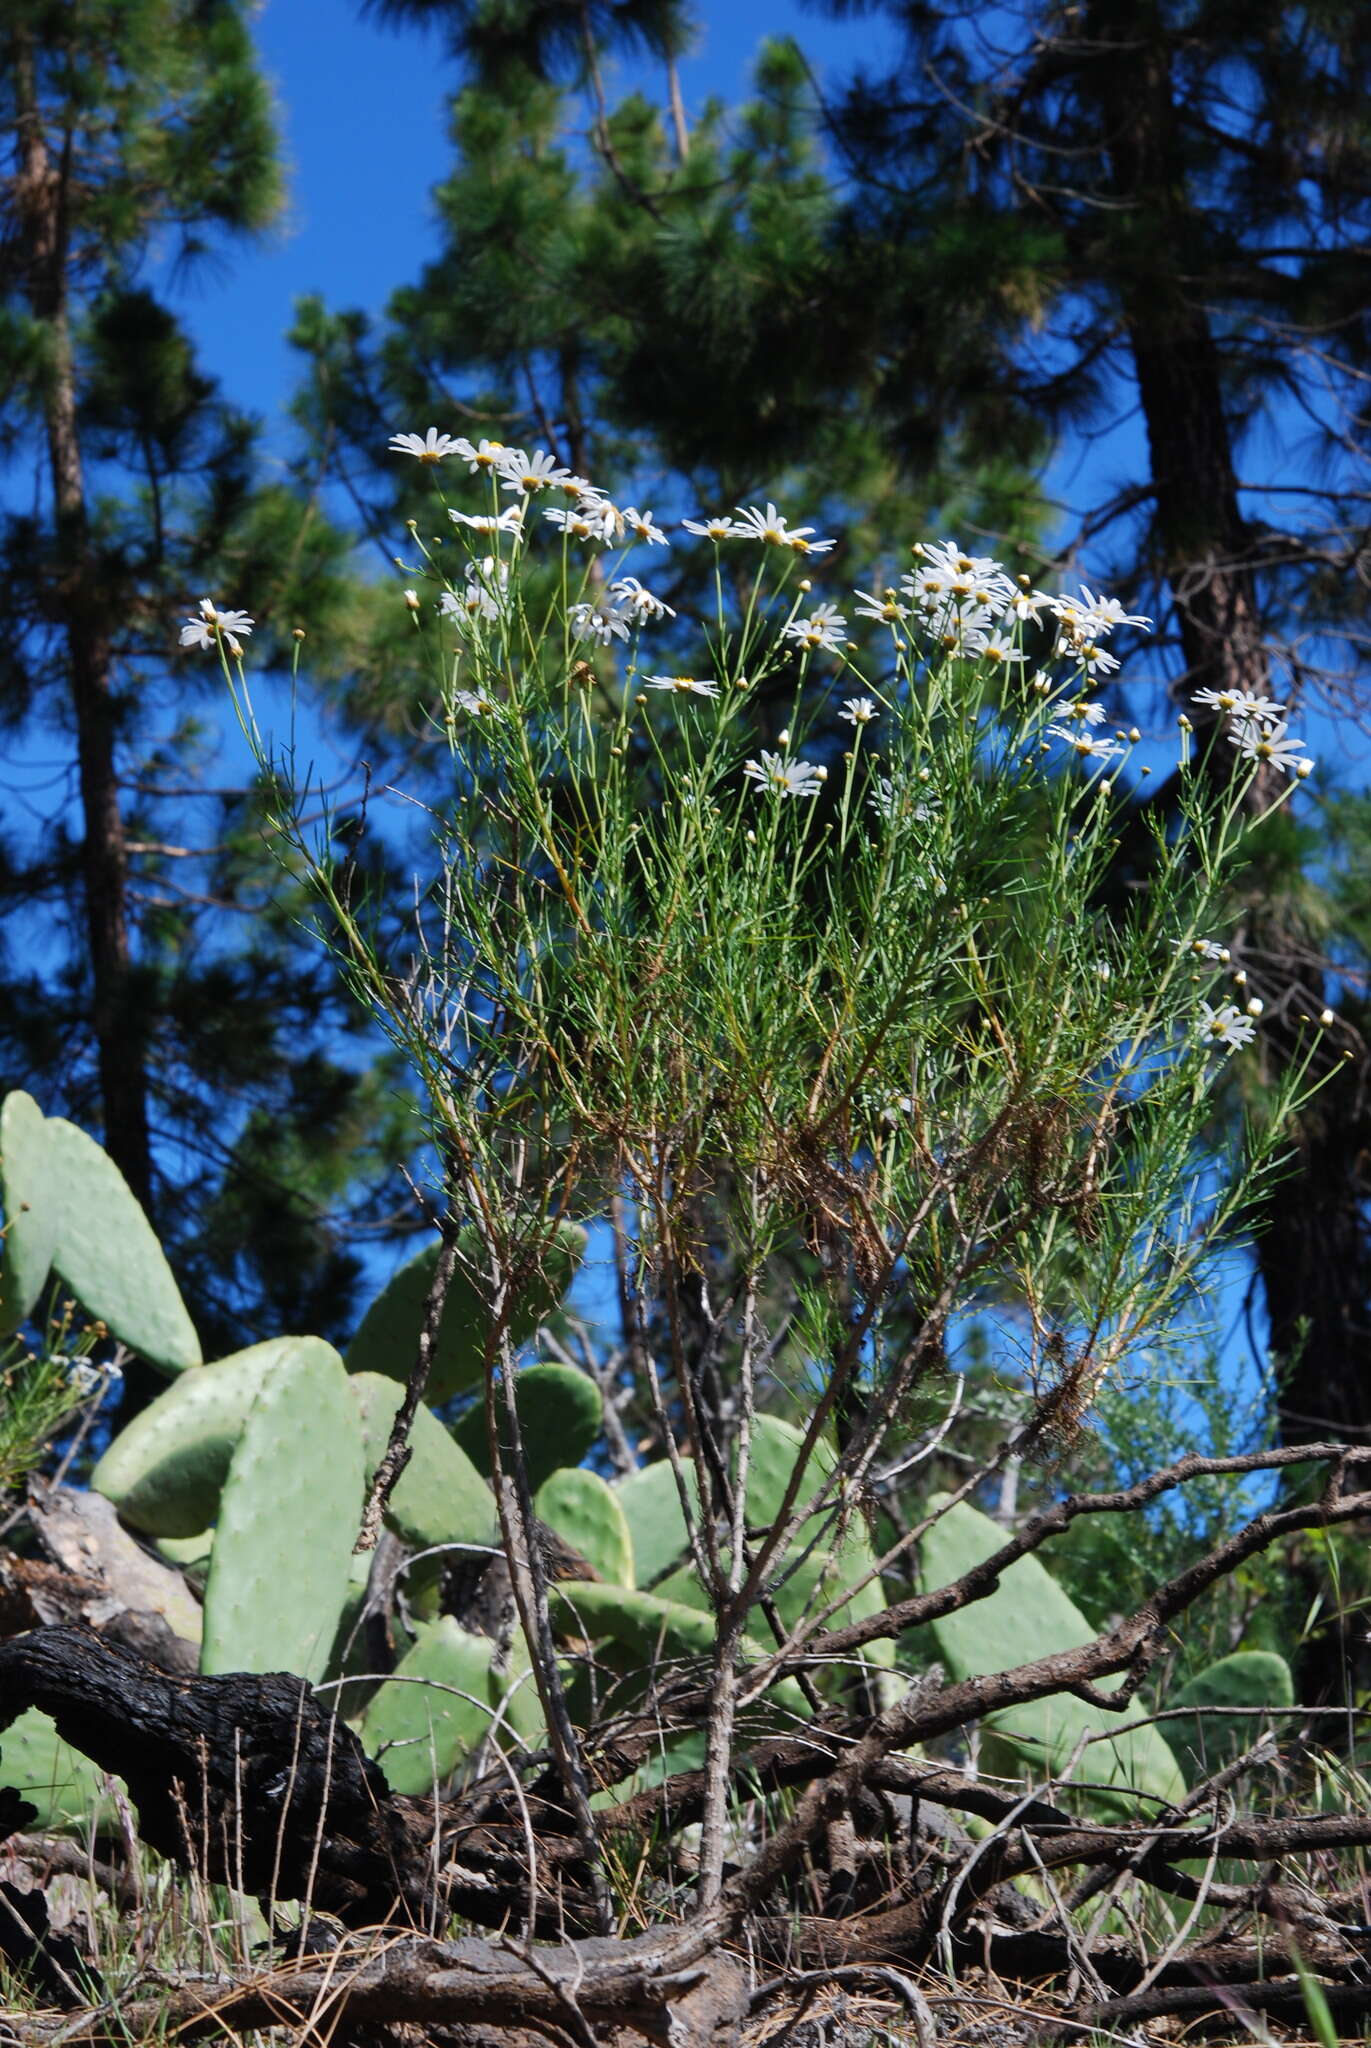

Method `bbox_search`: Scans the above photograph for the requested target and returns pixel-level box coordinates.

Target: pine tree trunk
[1090,7,1371,1444]
[12,42,152,1207]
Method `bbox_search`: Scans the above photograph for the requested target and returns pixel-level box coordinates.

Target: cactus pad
[358,1617,516,1794]
[548,1582,809,1719]
[744,1415,892,1666]
[535,1468,634,1586]
[614,1458,699,1589]
[345,1223,586,1402]
[0,1708,122,1834]
[0,1091,57,1337]
[201,1343,364,1681]
[1167,1650,1294,1774]
[93,1337,340,1537]
[454,1363,602,1494]
[46,1115,201,1372]
[349,1370,496,1552]
[920,1495,1186,1815]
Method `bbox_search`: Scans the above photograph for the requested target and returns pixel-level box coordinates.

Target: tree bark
[11,39,152,1208]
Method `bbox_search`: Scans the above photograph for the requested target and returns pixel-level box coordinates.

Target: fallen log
[0,1626,427,1926]
[3,1929,747,2048]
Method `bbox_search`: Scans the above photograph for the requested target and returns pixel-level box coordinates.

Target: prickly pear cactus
[742,1416,894,1674]
[358,1617,525,1795]
[349,1370,496,1551]
[200,1343,364,1682]
[0,1709,122,1834]
[548,1579,720,1662]
[535,1468,633,1587]
[92,1337,341,1537]
[345,1223,586,1403]
[615,1459,699,1590]
[1167,1650,1294,1774]
[46,1114,201,1372]
[454,1363,602,1494]
[0,1091,57,1337]
[548,1582,809,1720]
[613,1417,893,1690]
[920,1495,1186,1817]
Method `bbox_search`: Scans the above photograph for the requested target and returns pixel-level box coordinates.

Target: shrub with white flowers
[204,440,1324,1441]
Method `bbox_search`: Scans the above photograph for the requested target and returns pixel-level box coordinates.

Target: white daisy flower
[463,438,511,476]
[909,542,1016,615]
[839,696,879,724]
[388,428,464,463]
[853,588,910,625]
[1059,699,1107,727]
[783,604,847,654]
[683,514,742,541]
[450,504,526,534]
[980,630,1026,667]
[1047,725,1123,761]
[1008,587,1055,623]
[439,557,509,626]
[609,575,675,622]
[496,448,573,495]
[734,502,834,554]
[902,565,955,609]
[66,1358,120,1398]
[744,751,825,797]
[644,675,720,698]
[569,594,632,645]
[1068,639,1122,678]
[544,505,607,543]
[920,603,993,657]
[180,599,254,653]
[549,472,598,503]
[1197,1000,1256,1053]
[1075,586,1151,634]
[621,507,668,546]
[1175,938,1232,964]
[453,688,497,716]
[577,497,624,541]
[1192,686,1284,724]
[1228,719,1312,776]
[869,775,939,824]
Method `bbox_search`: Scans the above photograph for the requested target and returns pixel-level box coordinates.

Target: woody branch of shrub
[5,1440,1371,2037]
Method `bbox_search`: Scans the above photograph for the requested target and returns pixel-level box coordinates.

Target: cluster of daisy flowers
[1177,936,1335,1056]
[1191,685,1312,780]
[181,438,1328,1074]
[1184,935,1261,1055]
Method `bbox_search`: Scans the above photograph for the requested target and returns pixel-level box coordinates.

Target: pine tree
[291,7,1042,739]
[0,2,415,1364]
